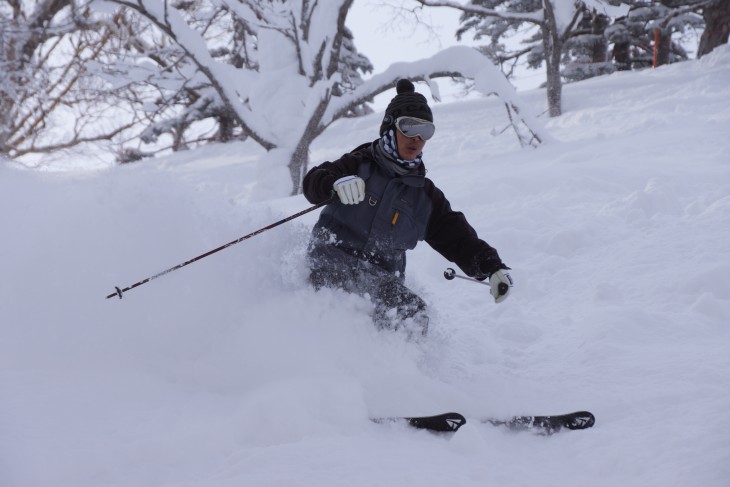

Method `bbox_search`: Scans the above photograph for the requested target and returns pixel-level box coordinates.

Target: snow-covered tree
[99,0,377,192]
[0,0,134,158]
[88,3,242,158]
[564,1,704,77]
[605,1,705,70]
[414,0,622,117]
[562,8,614,82]
[99,0,547,195]
[414,1,711,113]
[94,0,376,160]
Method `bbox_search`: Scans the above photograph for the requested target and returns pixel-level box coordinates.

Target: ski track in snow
[2,47,730,487]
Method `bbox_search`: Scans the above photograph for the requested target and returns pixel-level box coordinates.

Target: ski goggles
[395,116,435,141]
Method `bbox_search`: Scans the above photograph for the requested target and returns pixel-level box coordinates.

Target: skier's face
[395,129,426,161]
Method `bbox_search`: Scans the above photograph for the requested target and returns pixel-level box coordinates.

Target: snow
[2,45,730,487]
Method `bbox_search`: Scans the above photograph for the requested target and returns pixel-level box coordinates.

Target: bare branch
[412,0,544,25]
[10,122,136,158]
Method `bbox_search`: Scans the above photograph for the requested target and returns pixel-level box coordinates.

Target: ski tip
[564,411,595,430]
[408,412,466,432]
[482,410,596,434]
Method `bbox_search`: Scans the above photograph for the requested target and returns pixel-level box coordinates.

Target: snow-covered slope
[2,46,729,487]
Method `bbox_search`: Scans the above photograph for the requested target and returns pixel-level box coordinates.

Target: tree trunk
[698,0,730,58]
[289,135,313,196]
[216,109,236,142]
[590,13,610,63]
[612,41,631,70]
[542,0,563,117]
[287,92,331,194]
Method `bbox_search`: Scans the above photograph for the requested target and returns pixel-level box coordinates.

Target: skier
[303,79,512,335]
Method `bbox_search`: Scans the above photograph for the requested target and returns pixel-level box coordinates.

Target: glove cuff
[487,264,511,278]
[472,252,509,280]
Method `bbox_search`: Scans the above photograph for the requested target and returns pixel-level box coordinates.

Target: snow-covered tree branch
[0,0,131,159]
[414,0,569,116]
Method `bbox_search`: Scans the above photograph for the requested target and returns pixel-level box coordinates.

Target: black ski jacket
[303,141,507,278]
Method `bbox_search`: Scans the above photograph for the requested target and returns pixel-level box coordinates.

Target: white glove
[333,175,365,205]
[489,270,513,304]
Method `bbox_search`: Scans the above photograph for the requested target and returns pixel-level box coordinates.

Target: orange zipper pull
[391,210,399,225]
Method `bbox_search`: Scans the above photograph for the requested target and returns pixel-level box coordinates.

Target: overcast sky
[347,1,465,73]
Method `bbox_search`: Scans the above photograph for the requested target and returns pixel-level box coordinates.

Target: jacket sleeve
[302,151,363,204]
[424,181,508,279]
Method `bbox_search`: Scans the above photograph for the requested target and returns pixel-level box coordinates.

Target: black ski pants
[308,245,428,336]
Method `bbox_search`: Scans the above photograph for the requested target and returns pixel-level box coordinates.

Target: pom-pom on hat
[379,79,433,136]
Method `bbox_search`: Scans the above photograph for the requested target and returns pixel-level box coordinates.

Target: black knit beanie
[379,79,433,136]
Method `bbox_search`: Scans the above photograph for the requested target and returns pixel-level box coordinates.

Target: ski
[482,411,595,435]
[371,412,467,432]
[371,411,594,435]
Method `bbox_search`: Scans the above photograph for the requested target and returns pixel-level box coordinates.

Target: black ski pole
[106,199,331,300]
[443,267,509,296]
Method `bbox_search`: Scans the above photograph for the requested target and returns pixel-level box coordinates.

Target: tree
[563,9,614,82]
[697,0,730,57]
[414,0,622,117]
[414,1,710,112]
[607,1,705,69]
[101,0,375,193]
[96,0,377,160]
[91,3,249,158]
[0,0,135,160]
[100,0,548,195]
